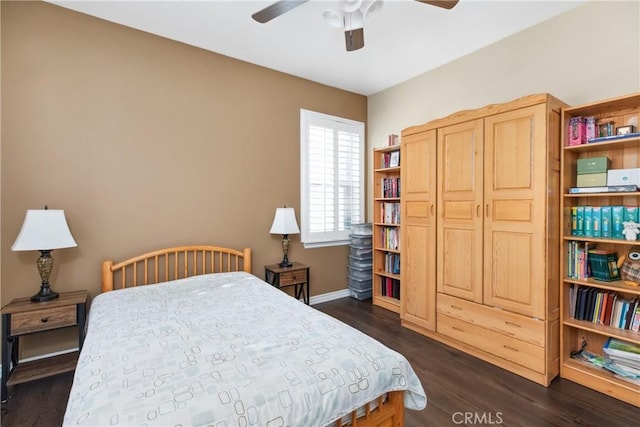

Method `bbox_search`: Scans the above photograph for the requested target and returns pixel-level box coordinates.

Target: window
[300,109,365,248]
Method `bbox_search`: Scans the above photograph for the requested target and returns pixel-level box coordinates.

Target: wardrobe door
[401,130,437,332]
[437,119,484,303]
[483,104,547,318]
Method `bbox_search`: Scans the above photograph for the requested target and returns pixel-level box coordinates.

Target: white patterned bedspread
[63,272,426,426]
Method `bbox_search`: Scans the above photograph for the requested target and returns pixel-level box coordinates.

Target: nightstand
[264,262,310,305]
[1,290,88,403]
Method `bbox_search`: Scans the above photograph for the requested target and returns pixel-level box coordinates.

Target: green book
[612,206,624,239]
[576,206,585,237]
[592,206,602,237]
[601,206,612,238]
[584,207,593,237]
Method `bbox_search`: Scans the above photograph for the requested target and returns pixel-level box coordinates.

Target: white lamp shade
[270,207,300,235]
[12,209,78,251]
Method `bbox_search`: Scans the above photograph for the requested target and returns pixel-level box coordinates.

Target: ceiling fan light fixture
[322,9,344,28]
[339,0,363,13]
[343,9,364,31]
[360,0,383,19]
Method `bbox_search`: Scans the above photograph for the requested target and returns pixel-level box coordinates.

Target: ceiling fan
[251,0,459,52]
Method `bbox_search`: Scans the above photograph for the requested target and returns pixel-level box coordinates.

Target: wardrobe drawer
[437,293,545,347]
[437,314,545,374]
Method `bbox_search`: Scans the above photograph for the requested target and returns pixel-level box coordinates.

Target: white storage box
[607,168,640,187]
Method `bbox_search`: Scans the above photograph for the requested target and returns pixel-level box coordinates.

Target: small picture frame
[616,125,635,136]
[389,151,400,168]
[599,122,614,137]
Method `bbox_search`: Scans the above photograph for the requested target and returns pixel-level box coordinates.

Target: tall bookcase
[373,145,401,313]
[560,92,640,407]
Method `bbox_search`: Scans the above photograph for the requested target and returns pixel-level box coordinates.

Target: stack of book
[569,285,640,330]
[603,338,640,384]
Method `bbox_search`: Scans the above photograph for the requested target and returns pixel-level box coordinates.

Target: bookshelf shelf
[564,192,640,198]
[562,318,640,345]
[563,236,640,246]
[563,135,640,153]
[372,145,402,313]
[562,358,640,399]
[559,92,640,407]
[563,277,640,294]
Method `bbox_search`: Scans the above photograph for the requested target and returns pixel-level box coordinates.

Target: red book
[603,293,616,326]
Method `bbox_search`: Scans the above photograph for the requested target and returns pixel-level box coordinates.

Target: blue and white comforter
[63,272,426,426]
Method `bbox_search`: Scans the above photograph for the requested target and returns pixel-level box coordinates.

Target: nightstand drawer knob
[41,317,49,323]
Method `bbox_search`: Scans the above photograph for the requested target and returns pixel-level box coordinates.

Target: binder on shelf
[587,132,640,144]
[568,185,638,194]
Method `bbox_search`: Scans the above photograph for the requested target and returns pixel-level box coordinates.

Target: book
[584,287,599,321]
[612,206,625,239]
[587,132,640,144]
[587,249,619,281]
[603,293,617,326]
[584,206,593,237]
[601,206,612,238]
[624,299,638,329]
[632,306,640,332]
[576,206,584,236]
[592,206,602,237]
[604,338,640,357]
[568,185,638,194]
[575,286,589,320]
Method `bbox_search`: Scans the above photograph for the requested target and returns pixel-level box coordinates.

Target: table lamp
[12,206,78,302]
[270,206,300,268]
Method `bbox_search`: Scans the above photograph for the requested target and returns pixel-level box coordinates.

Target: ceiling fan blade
[345,28,365,52]
[416,0,459,9]
[252,0,308,23]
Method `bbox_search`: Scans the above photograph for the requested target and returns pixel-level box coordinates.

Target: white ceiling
[49,0,585,96]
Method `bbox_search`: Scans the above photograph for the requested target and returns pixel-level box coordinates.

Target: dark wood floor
[2,296,639,426]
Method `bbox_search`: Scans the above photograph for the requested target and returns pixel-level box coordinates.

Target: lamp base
[31,284,59,302]
[278,261,293,268]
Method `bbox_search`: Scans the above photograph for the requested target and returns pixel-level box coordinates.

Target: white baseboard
[310,288,350,305]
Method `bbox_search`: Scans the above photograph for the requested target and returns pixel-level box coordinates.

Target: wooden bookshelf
[372,145,401,313]
[559,92,640,407]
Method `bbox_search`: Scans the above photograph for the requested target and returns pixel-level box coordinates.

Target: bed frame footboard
[336,391,405,427]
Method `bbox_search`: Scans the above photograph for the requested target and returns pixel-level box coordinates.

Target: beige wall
[367,0,640,210]
[1,2,366,357]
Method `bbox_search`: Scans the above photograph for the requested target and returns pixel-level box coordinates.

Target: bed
[63,245,426,426]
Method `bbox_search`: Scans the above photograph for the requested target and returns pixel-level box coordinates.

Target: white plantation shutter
[301,109,364,247]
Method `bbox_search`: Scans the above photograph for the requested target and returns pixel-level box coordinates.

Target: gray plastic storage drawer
[348,266,372,280]
[348,287,372,300]
[349,245,372,257]
[350,223,372,236]
[349,234,373,247]
[349,255,372,269]
[348,276,372,290]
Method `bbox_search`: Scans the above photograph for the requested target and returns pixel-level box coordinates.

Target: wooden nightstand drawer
[279,269,308,286]
[11,305,77,335]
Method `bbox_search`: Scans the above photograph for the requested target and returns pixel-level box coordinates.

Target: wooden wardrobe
[400,94,567,386]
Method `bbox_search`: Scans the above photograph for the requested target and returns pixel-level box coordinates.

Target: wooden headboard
[101,245,252,292]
